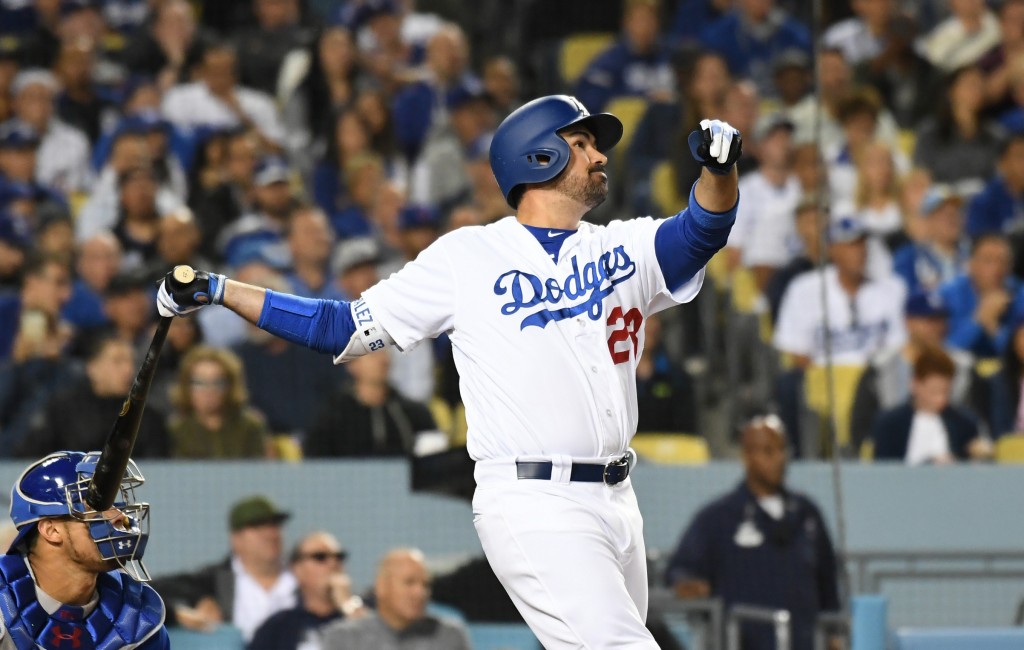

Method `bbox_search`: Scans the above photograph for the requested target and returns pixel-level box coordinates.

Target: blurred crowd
[0,0,1022,466]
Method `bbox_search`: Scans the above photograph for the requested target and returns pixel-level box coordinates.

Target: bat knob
[171,265,195,286]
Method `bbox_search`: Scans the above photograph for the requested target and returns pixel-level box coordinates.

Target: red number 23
[606,307,643,364]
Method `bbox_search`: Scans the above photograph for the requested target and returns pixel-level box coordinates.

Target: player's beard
[553,166,608,209]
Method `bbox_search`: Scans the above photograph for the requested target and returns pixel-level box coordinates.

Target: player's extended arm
[654,119,741,291]
[155,270,393,361]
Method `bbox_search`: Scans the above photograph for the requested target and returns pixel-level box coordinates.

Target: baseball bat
[85,265,196,511]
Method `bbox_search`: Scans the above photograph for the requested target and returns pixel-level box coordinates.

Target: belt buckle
[603,456,630,485]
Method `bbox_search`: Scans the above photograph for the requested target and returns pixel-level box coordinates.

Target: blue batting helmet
[489,95,623,208]
[9,451,152,581]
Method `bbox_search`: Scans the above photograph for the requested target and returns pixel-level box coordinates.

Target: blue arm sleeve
[654,181,738,291]
[256,291,356,356]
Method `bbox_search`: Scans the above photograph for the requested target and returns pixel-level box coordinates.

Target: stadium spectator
[234,0,313,96]
[636,312,698,433]
[22,334,170,458]
[70,268,153,356]
[109,165,165,270]
[850,140,904,246]
[217,155,296,268]
[913,65,1004,193]
[920,0,1000,73]
[168,345,270,459]
[871,345,988,463]
[391,22,477,163]
[321,548,471,650]
[572,0,674,113]
[161,43,286,150]
[893,184,969,294]
[10,68,92,194]
[53,37,112,145]
[0,252,71,361]
[856,12,936,129]
[0,39,20,122]
[329,152,384,239]
[724,113,799,289]
[311,108,373,216]
[941,234,1023,358]
[338,0,417,94]
[330,235,384,301]
[665,415,840,650]
[965,134,1024,242]
[62,231,120,329]
[765,197,823,324]
[826,90,908,207]
[190,128,259,258]
[148,206,207,282]
[700,0,811,96]
[250,531,366,650]
[822,0,897,66]
[0,210,29,291]
[0,119,68,217]
[775,216,907,368]
[152,494,297,642]
[121,0,206,91]
[979,0,1024,111]
[305,351,441,457]
[285,205,342,300]
[769,48,813,112]
[984,314,1024,438]
[482,55,522,120]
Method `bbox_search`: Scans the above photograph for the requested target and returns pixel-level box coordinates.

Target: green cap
[229,495,291,531]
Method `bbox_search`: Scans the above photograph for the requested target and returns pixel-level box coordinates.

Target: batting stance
[1,451,168,649]
[156,94,741,648]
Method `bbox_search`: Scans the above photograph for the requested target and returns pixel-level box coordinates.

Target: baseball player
[156,94,741,648]
[1,451,168,649]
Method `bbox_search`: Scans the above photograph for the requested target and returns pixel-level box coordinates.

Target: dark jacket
[665,483,840,650]
[871,402,978,461]
[151,557,234,627]
[249,605,342,650]
[305,387,437,457]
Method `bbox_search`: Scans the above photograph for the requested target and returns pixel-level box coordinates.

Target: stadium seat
[897,129,917,159]
[602,96,649,155]
[994,434,1024,463]
[650,160,686,218]
[631,433,710,464]
[166,624,245,650]
[974,358,1003,378]
[559,33,615,86]
[270,434,303,461]
[892,628,1024,649]
[467,623,541,650]
[803,364,866,453]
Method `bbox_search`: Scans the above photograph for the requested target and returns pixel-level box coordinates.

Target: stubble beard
[554,169,608,209]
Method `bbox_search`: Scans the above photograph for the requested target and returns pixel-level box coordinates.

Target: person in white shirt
[775,215,907,368]
[161,43,286,149]
[919,0,1001,72]
[9,69,93,194]
[824,0,898,66]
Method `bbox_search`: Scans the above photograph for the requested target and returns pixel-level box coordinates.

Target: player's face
[553,128,609,209]
[61,517,118,573]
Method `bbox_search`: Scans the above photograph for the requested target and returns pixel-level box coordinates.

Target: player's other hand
[688,119,742,175]
[156,266,227,317]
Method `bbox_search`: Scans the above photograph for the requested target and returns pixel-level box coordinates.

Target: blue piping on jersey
[654,181,738,291]
[257,291,355,355]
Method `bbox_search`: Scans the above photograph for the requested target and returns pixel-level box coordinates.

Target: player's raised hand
[688,119,742,175]
[156,265,227,317]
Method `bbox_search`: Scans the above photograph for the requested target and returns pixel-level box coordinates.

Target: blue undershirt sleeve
[654,181,738,292]
[256,291,356,356]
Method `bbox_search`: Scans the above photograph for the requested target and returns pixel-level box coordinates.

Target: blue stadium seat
[892,628,1024,649]
[166,624,245,650]
[468,622,541,650]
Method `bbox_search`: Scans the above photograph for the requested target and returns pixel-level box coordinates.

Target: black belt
[516,454,632,485]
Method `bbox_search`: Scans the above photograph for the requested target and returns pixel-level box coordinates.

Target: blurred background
[0,0,1023,648]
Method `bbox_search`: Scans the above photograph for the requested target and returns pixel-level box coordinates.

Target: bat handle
[169,264,196,290]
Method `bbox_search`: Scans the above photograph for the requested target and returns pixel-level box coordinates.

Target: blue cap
[905,290,948,318]
[919,184,962,216]
[827,215,867,244]
[117,110,170,136]
[333,0,398,29]
[0,211,31,249]
[0,181,37,206]
[399,204,440,230]
[446,82,487,111]
[253,155,291,187]
[0,120,40,149]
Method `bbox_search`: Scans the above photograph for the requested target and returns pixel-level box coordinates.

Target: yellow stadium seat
[631,433,710,464]
[270,434,303,462]
[860,438,874,461]
[974,358,1003,379]
[603,96,649,154]
[995,434,1024,463]
[429,397,469,448]
[897,129,917,159]
[803,364,867,453]
[730,267,760,314]
[651,160,686,217]
[559,33,615,86]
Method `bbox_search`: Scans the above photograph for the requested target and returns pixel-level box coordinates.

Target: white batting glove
[687,119,743,175]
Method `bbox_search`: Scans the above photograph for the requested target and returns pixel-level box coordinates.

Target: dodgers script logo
[494,246,636,329]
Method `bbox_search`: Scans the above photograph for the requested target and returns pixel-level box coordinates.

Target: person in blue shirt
[665,415,840,650]
[700,0,812,96]
[940,234,1024,358]
[965,133,1024,239]
[572,0,674,113]
[893,184,970,295]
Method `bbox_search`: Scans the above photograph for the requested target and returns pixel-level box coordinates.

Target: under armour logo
[49,625,83,648]
[117,539,132,550]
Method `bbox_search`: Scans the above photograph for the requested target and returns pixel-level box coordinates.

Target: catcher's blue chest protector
[0,555,165,650]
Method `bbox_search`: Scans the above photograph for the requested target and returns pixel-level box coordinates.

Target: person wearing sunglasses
[250,531,365,650]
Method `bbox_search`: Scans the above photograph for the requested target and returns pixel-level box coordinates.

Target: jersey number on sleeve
[607,307,643,364]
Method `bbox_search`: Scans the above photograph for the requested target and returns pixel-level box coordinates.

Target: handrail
[726,604,791,650]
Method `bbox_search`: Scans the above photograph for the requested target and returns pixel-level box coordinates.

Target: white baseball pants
[473,457,660,649]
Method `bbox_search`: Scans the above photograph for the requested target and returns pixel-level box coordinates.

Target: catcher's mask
[8,451,151,581]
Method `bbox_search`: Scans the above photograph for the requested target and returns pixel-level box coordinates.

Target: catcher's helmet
[9,451,152,581]
[489,95,623,208]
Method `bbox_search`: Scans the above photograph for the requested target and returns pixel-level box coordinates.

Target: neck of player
[515,189,587,230]
[28,552,98,606]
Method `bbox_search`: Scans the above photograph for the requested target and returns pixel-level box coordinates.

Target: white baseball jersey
[355,215,704,461]
[774,266,907,366]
